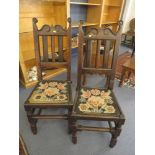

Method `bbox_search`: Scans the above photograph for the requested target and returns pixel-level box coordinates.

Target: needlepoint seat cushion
[27,80,71,104]
[73,87,122,117]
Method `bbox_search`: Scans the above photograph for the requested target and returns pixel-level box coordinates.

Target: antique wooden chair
[119,55,135,87]
[71,21,125,147]
[122,18,135,49]
[24,18,72,134]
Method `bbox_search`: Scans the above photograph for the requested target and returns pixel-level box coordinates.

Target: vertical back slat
[42,36,48,62]
[109,41,114,69]
[86,40,92,67]
[95,40,101,68]
[83,43,87,67]
[51,36,55,62]
[112,41,119,70]
[58,36,63,62]
[103,40,110,68]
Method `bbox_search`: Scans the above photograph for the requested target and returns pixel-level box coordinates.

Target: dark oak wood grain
[71,20,125,148]
[42,35,48,62]
[24,17,73,135]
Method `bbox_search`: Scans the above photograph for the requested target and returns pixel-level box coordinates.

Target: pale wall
[122,0,135,33]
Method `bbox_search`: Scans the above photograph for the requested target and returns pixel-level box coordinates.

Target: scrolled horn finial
[79,20,84,26]
[117,20,123,33]
[78,20,84,36]
[32,17,38,24]
[67,17,71,24]
[118,20,123,26]
[79,20,84,31]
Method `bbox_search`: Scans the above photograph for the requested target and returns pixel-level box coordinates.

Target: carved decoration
[84,20,123,39]
[40,24,67,33]
[32,17,69,35]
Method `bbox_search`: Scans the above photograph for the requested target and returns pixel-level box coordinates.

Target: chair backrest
[129,18,135,33]
[77,21,123,90]
[32,17,72,81]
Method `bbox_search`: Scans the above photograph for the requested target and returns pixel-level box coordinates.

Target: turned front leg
[25,106,37,135]
[68,107,72,134]
[110,121,123,148]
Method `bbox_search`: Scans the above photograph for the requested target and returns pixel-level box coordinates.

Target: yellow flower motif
[81,90,91,98]
[100,90,111,99]
[78,104,89,112]
[56,94,67,101]
[104,106,115,113]
[57,83,66,90]
[91,89,101,96]
[49,82,58,87]
[87,96,106,108]
[38,82,48,90]
[44,88,59,97]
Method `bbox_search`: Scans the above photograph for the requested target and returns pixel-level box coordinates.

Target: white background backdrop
[0,0,155,154]
[122,0,135,32]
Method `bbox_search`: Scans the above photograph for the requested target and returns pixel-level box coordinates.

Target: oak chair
[71,21,125,147]
[24,18,72,134]
[119,55,135,87]
[122,18,135,57]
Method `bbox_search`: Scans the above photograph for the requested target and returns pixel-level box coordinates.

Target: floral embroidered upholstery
[74,88,120,115]
[28,81,70,104]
